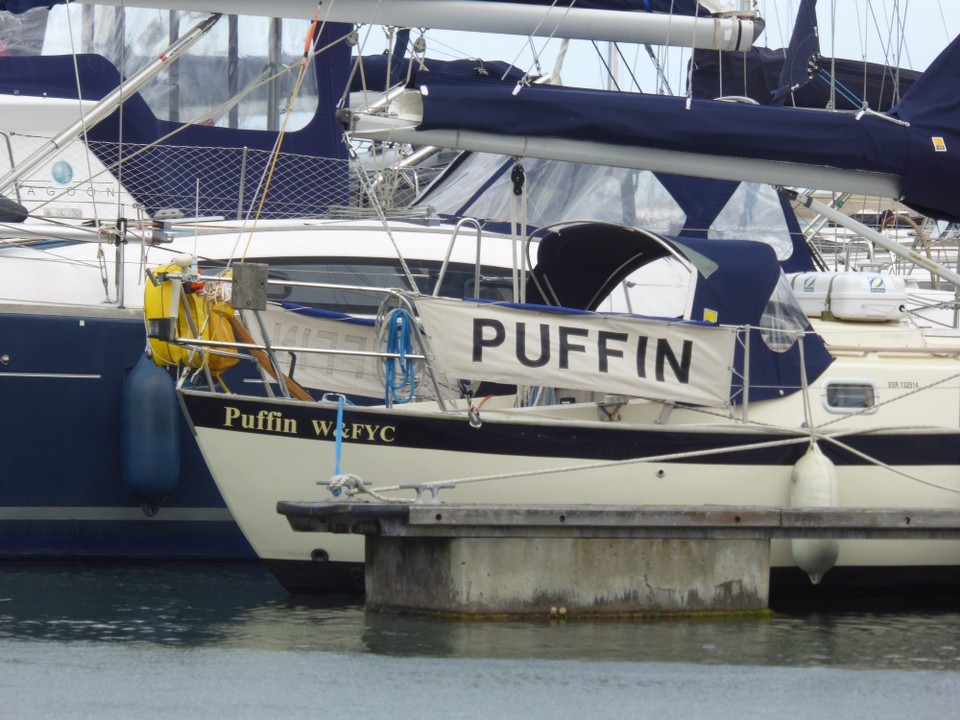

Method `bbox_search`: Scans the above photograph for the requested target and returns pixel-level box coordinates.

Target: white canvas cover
[249,305,388,401]
[417,296,737,406]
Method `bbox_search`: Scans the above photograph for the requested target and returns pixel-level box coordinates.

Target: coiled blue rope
[384,307,417,405]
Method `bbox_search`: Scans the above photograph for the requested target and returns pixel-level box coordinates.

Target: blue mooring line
[335,393,344,477]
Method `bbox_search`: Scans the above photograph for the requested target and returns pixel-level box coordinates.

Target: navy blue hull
[0,310,254,560]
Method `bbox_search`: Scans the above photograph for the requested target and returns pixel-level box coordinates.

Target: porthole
[821,380,877,414]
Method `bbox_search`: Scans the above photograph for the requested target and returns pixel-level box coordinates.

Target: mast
[80,0,764,51]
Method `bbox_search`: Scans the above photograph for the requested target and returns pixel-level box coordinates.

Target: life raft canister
[143,261,239,373]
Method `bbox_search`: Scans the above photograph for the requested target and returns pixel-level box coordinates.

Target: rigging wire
[239,1,326,263]
[503,0,570,88]
[63,2,103,232]
[63,2,116,303]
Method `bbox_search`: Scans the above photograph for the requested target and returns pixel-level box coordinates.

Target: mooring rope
[323,420,960,503]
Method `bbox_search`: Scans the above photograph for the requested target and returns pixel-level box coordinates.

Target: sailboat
[141,4,960,596]
[0,5,356,560]
[166,217,960,596]
[1,0,743,562]
[0,4,522,562]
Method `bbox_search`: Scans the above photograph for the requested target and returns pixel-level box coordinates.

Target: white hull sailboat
[11,0,955,592]
[166,222,960,594]
[128,0,960,595]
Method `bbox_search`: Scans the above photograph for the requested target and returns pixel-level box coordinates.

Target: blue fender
[121,353,181,512]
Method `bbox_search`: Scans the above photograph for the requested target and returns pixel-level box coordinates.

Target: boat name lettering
[223,407,297,434]
[20,182,118,200]
[311,419,396,443]
[472,319,693,384]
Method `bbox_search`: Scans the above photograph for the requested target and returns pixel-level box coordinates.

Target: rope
[346,146,420,290]
[354,432,817,501]
[326,473,411,504]
[334,393,345,476]
[327,419,960,504]
[814,367,960,431]
[241,3,326,261]
[815,69,865,109]
[817,431,960,495]
[383,307,416,405]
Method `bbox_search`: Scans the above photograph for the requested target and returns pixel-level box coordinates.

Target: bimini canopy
[525,222,833,403]
[0,8,353,218]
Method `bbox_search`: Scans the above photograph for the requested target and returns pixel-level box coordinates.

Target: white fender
[790,443,840,584]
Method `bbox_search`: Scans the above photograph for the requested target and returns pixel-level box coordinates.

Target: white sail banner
[416,296,737,406]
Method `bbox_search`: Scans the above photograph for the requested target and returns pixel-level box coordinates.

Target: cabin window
[822,381,877,413]
[759,274,810,352]
[45,7,320,133]
[200,258,511,315]
[709,183,794,261]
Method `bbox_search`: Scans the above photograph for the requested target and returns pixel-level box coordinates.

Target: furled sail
[4,0,746,15]
[690,0,918,110]
[348,32,960,223]
[690,49,919,111]
[772,0,821,104]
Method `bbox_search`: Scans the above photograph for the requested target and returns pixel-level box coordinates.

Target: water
[1,562,958,719]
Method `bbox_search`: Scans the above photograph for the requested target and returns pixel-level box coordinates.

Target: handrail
[433,217,484,300]
[167,284,453,410]
[168,269,960,420]
[175,337,426,361]
[0,133,19,204]
[826,345,960,355]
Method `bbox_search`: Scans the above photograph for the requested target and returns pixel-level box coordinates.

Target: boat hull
[0,218,524,563]
[0,308,254,561]
[181,389,960,593]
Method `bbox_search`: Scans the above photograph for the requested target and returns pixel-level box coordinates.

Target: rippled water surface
[1,562,957,719]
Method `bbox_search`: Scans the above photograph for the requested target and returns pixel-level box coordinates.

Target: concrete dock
[277,502,960,617]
